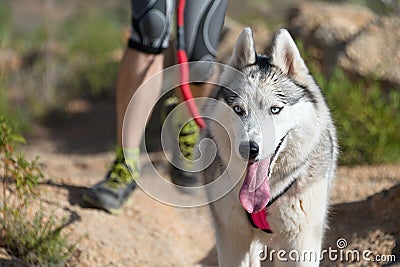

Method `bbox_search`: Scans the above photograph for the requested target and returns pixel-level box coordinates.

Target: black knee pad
[128,0,174,54]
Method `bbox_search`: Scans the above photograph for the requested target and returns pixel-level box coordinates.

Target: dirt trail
[1,100,400,266]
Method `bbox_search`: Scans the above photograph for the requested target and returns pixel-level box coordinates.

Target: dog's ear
[270,29,309,84]
[230,27,257,69]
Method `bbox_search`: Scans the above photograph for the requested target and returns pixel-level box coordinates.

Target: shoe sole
[82,194,132,215]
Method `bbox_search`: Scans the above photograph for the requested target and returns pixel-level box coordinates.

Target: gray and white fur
[200,28,338,267]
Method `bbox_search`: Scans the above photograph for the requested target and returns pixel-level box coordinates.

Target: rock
[289,2,376,47]
[288,2,376,75]
[218,17,270,64]
[288,2,400,87]
[338,16,400,86]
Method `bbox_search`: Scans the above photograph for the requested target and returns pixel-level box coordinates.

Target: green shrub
[0,116,78,266]
[316,69,400,165]
[295,40,400,165]
[0,117,39,195]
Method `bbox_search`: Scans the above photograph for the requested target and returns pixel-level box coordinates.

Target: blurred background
[0,0,400,266]
[1,0,399,164]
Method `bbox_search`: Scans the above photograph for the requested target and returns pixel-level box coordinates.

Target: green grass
[1,4,126,128]
[62,10,123,95]
[0,116,79,266]
[1,208,77,266]
[0,76,30,133]
[0,2,11,46]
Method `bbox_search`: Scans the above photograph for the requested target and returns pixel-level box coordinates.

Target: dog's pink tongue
[239,157,271,213]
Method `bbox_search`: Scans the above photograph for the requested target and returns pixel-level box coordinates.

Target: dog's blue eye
[270,106,282,114]
[233,105,244,115]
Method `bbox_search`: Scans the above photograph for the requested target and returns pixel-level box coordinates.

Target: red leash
[176,0,206,129]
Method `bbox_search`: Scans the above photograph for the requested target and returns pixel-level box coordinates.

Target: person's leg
[116,49,164,150]
[83,0,174,213]
[174,0,228,100]
[168,0,228,186]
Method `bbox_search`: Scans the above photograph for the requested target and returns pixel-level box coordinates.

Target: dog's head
[214,28,322,213]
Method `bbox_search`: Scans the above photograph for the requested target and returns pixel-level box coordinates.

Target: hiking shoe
[83,148,139,214]
[171,119,200,186]
[161,96,201,188]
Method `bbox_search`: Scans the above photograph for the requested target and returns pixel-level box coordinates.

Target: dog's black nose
[248,141,260,159]
[239,141,259,160]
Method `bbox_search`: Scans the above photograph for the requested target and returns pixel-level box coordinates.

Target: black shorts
[128,0,228,63]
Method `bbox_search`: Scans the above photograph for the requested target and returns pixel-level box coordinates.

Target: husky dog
[201,28,338,266]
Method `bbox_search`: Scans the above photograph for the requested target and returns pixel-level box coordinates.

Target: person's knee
[122,47,163,66]
[128,0,173,54]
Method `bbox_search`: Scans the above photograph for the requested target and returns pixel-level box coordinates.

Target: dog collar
[246,177,298,233]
